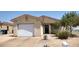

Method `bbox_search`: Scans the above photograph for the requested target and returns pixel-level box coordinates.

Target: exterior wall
[1,25,7,30]
[8,26,13,34]
[13,17,42,37]
[0,25,13,34]
[41,24,43,36]
[0,25,2,29]
[13,25,17,36]
[34,22,42,36]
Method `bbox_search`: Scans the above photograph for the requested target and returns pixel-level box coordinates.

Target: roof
[1,22,14,26]
[11,14,59,22]
[39,15,59,21]
[11,14,38,22]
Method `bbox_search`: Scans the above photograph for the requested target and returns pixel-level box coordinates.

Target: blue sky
[0,11,79,22]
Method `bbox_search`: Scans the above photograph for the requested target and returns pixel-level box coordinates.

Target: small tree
[73,16,79,27]
[51,21,60,34]
[61,12,79,34]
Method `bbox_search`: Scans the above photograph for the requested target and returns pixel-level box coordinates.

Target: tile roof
[11,14,59,22]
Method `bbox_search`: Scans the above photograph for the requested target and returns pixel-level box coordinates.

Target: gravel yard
[0,34,79,47]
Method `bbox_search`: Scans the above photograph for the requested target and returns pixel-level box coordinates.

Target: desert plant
[51,22,60,34]
[43,35,48,40]
[51,29,58,34]
[56,31,69,39]
[61,11,79,34]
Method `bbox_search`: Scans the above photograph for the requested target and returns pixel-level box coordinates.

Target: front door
[44,25,49,34]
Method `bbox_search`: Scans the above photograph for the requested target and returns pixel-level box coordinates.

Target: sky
[0,11,79,22]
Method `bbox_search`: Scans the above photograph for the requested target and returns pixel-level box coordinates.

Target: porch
[43,23,58,34]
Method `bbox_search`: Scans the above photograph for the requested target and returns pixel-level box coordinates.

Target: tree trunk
[70,26,72,34]
[66,26,69,31]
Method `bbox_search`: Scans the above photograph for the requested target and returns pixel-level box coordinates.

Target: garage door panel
[17,24,34,36]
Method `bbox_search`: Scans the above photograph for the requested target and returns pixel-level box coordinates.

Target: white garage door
[17,24,34,36]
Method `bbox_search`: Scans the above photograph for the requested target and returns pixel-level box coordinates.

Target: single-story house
[0,22,13,34]
[11,14,58,37]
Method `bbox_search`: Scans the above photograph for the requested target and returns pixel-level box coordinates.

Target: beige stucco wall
[8,26,13,34]
[0,25,2,29]
[34,22,42,36]
[13,25,17,36]
[1,25,7,30]
[0,25,13,34]
[13,16,43,37]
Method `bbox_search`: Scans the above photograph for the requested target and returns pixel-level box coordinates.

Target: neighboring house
[11,14,58,37]
[72,26,79,34]
[0,22,13,34]
[72,26,79,31]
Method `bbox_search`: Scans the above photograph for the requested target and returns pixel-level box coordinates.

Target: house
[11,14,58,37]
[0,22,13,34]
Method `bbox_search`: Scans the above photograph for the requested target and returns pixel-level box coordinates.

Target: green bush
[51,29,58,34]
[56,31,69,39]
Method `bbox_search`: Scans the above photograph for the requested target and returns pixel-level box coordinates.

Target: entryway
[44,25,49,34]
[43,24,51,34]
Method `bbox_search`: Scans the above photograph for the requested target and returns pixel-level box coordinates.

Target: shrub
[56,31,69,39]
[43,35,48,40]
[69,33,77,37]
[51,29,58,34]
